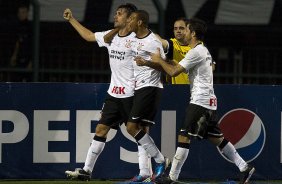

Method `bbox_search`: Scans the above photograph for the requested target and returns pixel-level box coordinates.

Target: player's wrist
[68,17,74,22]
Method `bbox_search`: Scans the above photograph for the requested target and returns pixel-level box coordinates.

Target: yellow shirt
[167,38,191,84]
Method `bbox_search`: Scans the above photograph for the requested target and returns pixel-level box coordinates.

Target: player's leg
[156,104,209,184]
[65,123,110,181]
[65,95,121,181]
[83,124,110,173]
[119,96,153,182]
[126,87,170,181]
[130,125,153,182]
[207,120,255,184]
[138,125,153,177]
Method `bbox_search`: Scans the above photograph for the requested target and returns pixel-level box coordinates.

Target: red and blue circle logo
[218,108,266,162]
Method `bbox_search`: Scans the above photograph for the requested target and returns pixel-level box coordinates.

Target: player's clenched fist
[63,8,73,21]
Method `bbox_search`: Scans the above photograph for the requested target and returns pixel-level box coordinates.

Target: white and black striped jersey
[95,30,135,98]
[179,44,217,110]
[132,31,166,90]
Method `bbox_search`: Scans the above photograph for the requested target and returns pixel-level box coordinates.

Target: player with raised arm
[146,18,255,184]
[125,10,171,182]
[63,3,139,181]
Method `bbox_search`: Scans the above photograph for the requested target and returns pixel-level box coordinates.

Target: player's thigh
[182,103,206,131]
[100,95,124,127]
[119,96,134,126]
[129,87,162,125]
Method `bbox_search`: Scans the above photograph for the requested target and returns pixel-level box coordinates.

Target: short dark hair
[117,3,137,17]
[175,17,189,26]
[135,10,149,27]
[18,3,29,11]
[187,18,207,41]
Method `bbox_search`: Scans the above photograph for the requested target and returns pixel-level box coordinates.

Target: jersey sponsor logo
[210,98,217,106]
[111,86,125,94]
[109,50,125,61]
[218,108,266,162]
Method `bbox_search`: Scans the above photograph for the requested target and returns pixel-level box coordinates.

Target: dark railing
[0,2,281,85]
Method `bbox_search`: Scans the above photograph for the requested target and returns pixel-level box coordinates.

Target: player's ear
[138,20,142,26]
[191,31,196,38]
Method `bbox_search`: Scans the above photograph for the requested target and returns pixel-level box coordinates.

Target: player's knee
[177,134,190,143]
[126,122,139,136]
[208,136,223,146]
[95,124,110,137]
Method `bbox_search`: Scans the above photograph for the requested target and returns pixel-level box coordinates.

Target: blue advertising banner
[0,83,281,180]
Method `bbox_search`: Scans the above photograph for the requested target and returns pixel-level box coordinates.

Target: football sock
[135,130,165,163]
[138,145,152,177]
[83,136,106,173]
[169,143,190,181]
[219,140,248,172]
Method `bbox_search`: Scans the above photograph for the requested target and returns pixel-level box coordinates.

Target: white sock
[138,145,152,177]
[220,142,247,172]
[138,133,164,163]
[83,139,105,173]
[169,147,189,181]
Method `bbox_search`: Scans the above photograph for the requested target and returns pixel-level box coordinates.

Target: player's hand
[63,8,73,21]
[150,48,162,63]
[134,56,147,66]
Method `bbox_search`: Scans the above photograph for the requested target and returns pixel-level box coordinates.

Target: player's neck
[177,38,189,46]
[119,27,130,36]
[136,28,150,38]
[190,39,201,48]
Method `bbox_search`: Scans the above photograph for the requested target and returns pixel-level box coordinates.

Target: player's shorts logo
[217,108,266,162]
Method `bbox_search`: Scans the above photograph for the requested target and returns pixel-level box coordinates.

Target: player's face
[127,13,139,33]
[18,7,29,21]
[173,20,188,41]
[186,24,193,44]
[114,8,128,28]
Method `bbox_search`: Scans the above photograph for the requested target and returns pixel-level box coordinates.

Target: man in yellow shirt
[157,17,215,84]
[158,17,191,84]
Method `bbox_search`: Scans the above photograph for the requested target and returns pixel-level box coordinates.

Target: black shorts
[181,103,223,139]
[129,87,162,126]
[100,94,133,128]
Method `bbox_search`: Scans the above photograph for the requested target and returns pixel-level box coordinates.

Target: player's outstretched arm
[151,48,185,77]
[134,56,163,71]
[104,28,119,43]
[63,8,96,42]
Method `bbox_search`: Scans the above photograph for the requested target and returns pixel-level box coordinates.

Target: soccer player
[147,18,255,184]
[62,3,139,181]
[125,10,171,182]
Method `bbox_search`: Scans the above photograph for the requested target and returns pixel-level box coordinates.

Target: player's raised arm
[154,34,169,52]
[103,28,119,43]
[63,8,96,42]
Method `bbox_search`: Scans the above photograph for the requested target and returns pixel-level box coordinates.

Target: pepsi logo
[218,108,266,162]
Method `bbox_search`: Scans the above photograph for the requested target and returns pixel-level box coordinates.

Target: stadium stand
[0,0,281,84]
